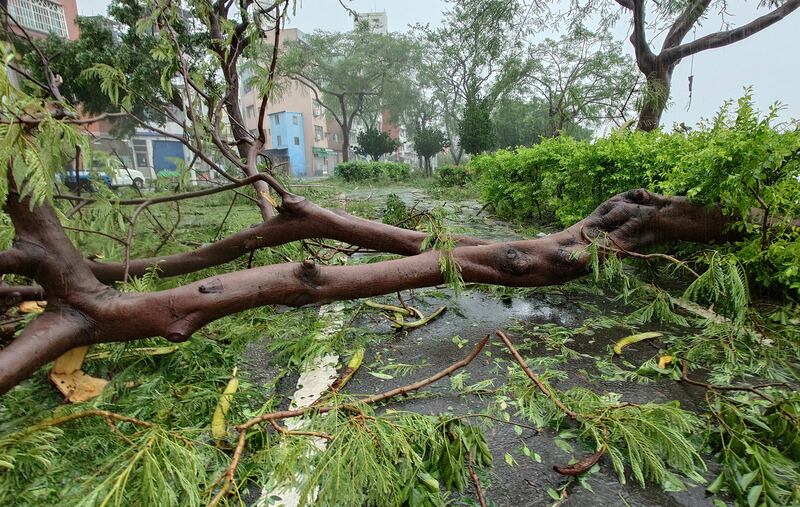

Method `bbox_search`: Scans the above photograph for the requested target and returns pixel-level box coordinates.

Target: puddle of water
[342,289,716,507]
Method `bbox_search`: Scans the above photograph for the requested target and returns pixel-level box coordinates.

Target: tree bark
[341,129,350,163]
[620,0,800,131]
[0,186,733,394]
[637,67,672,132]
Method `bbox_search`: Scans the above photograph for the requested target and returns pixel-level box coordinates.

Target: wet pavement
[243,185,719,506]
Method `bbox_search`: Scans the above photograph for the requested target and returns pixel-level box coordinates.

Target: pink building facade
[7,0,80,41]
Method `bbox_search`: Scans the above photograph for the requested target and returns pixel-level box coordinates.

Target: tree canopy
[279,26,414,161]
[354,127,400,161]
[413,125,450,175]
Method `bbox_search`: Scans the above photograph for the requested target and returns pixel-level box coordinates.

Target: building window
[8,0,68,38]
[274,115,280,125]
[312,101,322,117]
[277,135,282,146]
[331,133,338,142]
[293,137,300,146]
[132,139,149,168]
[292,115,299,125]
[246,105,255,119]
[314,126,324,142]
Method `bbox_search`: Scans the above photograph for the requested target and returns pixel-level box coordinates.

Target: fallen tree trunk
[0,187,731,394]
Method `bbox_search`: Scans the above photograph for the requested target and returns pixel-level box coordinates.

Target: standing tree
[492,96,593,148]
[612,0,800,131]
[459,97,495,155]
[18,0,297,221]
[280,26,413,162]
[354,127,400,161]
[413,126,451,176]
[527,27,639,137]
[414,0,534,164]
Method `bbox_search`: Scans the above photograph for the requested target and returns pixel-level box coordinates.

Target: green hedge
[471,93,800,293]
[334,161,411,182]
[437,165,474,186]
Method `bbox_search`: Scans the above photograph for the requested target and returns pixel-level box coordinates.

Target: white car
[111,168,147,190]
[63,168,147,191]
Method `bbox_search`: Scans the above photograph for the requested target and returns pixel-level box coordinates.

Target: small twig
[579,226,700,279]
[21,409,153,438]
[213,194,238,241]
[467,451,488,507]
[152,201,182,256]
[205,336,491,505]
[496,330,578,420]
[680,360,785,403]
[207,430,246,507]
[238,335,490,430]
[63,226,127,245]
[55,172,288,206]
[268,419,332,440]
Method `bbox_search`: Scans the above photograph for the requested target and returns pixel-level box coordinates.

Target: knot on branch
[198,278,224,294]
[499,247,535,276]
[277,193,307,215]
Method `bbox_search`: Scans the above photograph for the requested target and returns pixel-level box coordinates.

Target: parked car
[62,168,146,191]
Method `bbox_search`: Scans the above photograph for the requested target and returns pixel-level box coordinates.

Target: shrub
[334,161,411,182]
[437,165,473,187]
[472,92,800,293]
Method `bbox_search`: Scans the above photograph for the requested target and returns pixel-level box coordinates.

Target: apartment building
[6,0,79,41]
[239,28,337,177]
[354,11,387,35]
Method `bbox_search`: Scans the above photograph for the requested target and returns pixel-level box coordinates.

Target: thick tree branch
[0,308,91,394]
[132,189,730,342]
[0,284,44,301]
[0,189,732,393]
[661,0,712,51]
[661,0,800,63]
[630,0,656,72]
[88,194,488,283]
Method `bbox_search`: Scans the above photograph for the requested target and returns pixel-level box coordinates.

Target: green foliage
[459,97,495,155]
[0,53,88,206]
[382,193,423,230]
[253,408,491,507]
[683,252,750,322]
[74,427,214,507]
[412,126,450,172]
[514,386,706,490]
[436,165,473,187]
[491,95,592,149]
[421,209,464,294]
[354,127,401,161]
[706,392,800,507]
[413,0,534,156]
[333,161,411,182]
[527,27,638,135]
[473,92,800,293]
[279,25,416,148]
[18,10,201,135]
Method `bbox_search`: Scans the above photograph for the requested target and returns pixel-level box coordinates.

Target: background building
[354,11,387,34]
[7,0,80,40]
[239,28,337,177]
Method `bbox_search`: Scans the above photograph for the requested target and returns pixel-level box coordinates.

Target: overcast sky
[76,0,800,129]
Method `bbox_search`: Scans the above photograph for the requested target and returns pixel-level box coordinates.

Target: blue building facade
[269,112,306,177]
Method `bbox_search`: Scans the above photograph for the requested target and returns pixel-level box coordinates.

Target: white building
[355,11,387,34]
